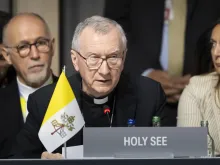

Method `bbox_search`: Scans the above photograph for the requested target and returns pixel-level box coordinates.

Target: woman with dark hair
[194,27,214,76]
[177,19,220,155]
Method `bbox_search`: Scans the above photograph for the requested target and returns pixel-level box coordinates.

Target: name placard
[83,127,207,158]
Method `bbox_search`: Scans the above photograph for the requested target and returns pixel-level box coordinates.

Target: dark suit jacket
[104,0,220,75]
[0,78,23,158]
[11,72,167,158]
[0,75,58,159]
[0,66,16,88]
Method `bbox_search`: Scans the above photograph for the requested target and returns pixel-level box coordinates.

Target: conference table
[1,158,220,165]
[0,127,214,165]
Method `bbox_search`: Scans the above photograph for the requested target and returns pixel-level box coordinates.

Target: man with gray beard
[0,12,57,158]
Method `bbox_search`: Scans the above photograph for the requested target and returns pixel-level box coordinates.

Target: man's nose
[30,45,40,59]
[98,60,110,75]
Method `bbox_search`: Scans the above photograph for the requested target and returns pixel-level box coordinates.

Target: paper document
[62,145,83,159]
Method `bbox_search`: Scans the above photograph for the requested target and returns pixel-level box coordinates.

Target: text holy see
[124,136,168,146]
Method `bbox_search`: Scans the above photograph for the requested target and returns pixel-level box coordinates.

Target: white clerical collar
[93,96,108,105]
[17,74,53,101]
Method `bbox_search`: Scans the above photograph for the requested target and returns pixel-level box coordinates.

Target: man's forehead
[79,27,122,53]
[80,26,120,39]
[5,16,49,44]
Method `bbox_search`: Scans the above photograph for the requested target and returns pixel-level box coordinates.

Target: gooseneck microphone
[103,105,111,124]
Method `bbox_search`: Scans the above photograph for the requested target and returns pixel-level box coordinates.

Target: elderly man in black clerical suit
[11,15,167,159]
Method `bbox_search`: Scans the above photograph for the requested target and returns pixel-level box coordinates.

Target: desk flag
[38,70,85,153]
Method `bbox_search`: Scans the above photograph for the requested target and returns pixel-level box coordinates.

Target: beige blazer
[177,72,220,154]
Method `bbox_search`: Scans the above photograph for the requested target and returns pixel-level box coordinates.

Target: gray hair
[71,15,127,51]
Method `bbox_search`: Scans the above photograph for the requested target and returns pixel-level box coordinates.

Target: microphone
[103,105,111,123]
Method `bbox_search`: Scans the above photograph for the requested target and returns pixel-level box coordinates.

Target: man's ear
[71,49,79,71]
[120,49,127,71]
[1,47,12,65]
[51,38,55,56]
[122,49,127,63]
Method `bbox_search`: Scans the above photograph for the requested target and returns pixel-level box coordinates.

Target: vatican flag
[38,70,85,153]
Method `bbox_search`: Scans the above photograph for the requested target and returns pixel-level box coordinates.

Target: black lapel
[5,79,24,130]
[52,74,58,83]
[183,0,199,75]
[186,0,198,23]
[114,72,137,126]
[67,72,82,108]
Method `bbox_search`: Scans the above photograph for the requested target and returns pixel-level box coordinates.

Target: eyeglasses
[5,38,53,57]
[74,50,124,70]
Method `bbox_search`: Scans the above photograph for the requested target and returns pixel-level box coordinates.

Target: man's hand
[148,70,191,103]
[167,74,191,103]
[171,74,191,88]
[41,152,63,159]
[148,70,180,95]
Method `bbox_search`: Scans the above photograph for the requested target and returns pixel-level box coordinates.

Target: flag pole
[63,65,66,74]
[64,142,67,159]
[63,65,67,159]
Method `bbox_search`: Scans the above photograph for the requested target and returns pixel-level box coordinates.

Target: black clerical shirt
[80,91,115,127]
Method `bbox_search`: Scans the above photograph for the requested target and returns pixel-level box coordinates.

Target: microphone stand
[106,112,111,124]
[103,105,112,127]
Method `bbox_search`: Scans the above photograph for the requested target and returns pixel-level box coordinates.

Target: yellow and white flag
[38,71,85,153]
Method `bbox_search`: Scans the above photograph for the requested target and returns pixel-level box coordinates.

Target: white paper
[62,145,83,159]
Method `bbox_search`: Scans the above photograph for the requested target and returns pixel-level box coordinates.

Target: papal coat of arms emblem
[51,112,75,138]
